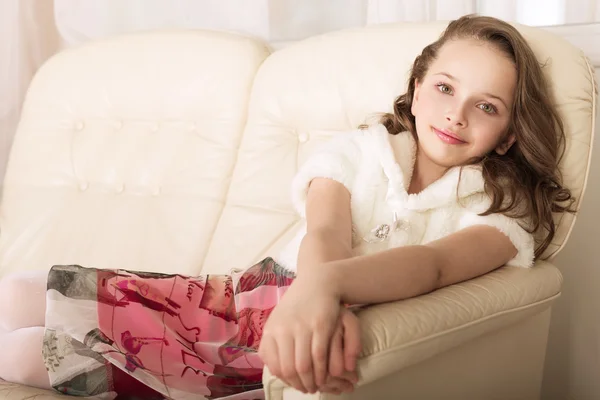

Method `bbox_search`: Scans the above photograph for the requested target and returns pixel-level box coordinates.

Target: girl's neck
[408,147,449,194]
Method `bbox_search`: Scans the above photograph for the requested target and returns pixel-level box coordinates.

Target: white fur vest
[276,124,534,271]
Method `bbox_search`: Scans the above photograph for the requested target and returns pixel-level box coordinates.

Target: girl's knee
[0,327,51,389]
[0,271,47,332]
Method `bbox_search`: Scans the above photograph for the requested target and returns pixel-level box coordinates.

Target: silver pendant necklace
[361,212,407,243]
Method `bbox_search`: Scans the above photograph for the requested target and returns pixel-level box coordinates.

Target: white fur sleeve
[291,131,363,218]
[458,210,535,268]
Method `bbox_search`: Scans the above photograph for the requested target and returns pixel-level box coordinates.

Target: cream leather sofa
[0,21,595,400]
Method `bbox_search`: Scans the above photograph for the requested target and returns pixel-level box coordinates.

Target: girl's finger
[321,376,355,394]
[295,330,316,393]
[342,311,362,372]
[311,326,333,388]
[320,385,343,396]
[339,369,359,385]
[328,323,345,378]
[258,336,281,378]
[277,334,307,393]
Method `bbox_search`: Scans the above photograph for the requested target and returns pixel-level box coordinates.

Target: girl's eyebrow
[432,71,509,108]
[434,72,459,82]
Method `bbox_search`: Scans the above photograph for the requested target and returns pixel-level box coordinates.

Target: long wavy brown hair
[378,15,574,258]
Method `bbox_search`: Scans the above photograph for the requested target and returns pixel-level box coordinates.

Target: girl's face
[411,39,517,169]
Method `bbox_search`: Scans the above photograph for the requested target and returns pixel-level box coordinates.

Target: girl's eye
[436,83,453,95]
[478,103,497,114]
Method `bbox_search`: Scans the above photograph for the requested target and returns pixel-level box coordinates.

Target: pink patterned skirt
[42,257,295,399]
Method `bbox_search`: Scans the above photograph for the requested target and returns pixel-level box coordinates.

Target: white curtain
[1,0,599,185]
[53,0,600,47]
[0,0,60,181]
[368,0,600,25]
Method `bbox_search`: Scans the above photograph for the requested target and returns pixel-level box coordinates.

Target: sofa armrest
[263,261,562,399]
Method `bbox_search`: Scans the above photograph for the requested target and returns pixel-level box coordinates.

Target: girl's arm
[261,178,521,395]
[322,224,519,305]
[260,179,358,394]
[295,178,353,275]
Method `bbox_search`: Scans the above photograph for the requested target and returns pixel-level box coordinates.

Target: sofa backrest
[0,30,270,276]
[204,22,597,273]
[0,22,595,277]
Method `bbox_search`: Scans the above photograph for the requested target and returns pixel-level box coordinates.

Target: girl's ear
[494,132,516,155]
[411,79,421,116]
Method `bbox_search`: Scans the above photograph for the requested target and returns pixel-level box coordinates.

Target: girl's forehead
[430,40,514,74]
[427,39,517,102]
[435,39,512,65]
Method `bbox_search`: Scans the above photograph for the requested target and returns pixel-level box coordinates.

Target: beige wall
[542,67,600,400]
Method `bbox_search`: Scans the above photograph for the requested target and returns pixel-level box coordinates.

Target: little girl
[0,14,573,399]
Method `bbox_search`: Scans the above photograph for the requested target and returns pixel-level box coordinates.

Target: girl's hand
[259,275,341,394]
[327,307,361,382]
[319,373,359,395]
[318,306,361,394]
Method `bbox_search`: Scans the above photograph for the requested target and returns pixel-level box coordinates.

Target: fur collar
[368,124,486,211]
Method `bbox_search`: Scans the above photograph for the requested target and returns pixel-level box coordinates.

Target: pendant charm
[362,212,409,244]
[373,224,391,239]
[363,223,391,243]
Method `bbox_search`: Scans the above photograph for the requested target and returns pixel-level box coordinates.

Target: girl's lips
[433,127,466,145]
